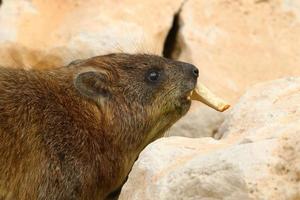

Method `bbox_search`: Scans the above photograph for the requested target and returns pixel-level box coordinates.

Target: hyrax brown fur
[0,53,199,200]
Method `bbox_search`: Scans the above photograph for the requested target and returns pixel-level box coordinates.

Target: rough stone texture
[167,0,300,138]
[119,78,300,200]
[0,0,183,68]
[177,0,300,102]
[166,103,226,138]
[219,77,300,140]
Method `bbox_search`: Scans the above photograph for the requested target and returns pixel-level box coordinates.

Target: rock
[0,0,184,68]
[219,77,300,140]
[177,0,300,102]
[119,78,300,200]
[167,103,226,138]
[167,0,300,138]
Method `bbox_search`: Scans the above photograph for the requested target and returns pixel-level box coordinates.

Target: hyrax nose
[192,67,199,78]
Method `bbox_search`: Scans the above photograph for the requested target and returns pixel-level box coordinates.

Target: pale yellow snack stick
[191,83,230,112]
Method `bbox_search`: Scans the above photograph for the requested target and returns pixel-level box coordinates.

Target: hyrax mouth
[186,91,193,101]
[187,82,230,112]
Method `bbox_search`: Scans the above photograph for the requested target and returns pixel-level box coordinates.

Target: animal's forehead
[72,53,182,72]
[114,54,170,67]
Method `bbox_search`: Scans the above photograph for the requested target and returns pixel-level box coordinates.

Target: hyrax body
[0,53,198,200]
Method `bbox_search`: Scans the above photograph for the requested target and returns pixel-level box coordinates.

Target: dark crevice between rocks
[163,0,188,59]
[162,11,181,59]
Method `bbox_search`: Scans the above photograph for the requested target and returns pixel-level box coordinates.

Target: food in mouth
[188,82,230,112]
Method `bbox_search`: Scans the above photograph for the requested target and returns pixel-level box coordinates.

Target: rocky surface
[220,77,300,141]
[0,0,183,68]
[119,77,300,200]
[167,104,226,138]
[177,0,300,102]
[168,0,300,138]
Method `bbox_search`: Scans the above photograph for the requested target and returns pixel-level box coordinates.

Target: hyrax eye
[147,71,160,82]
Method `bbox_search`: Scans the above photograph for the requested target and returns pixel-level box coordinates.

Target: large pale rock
[168,0,300,138]
[0,0,183,68]
[177,0,300,102]
[219,77,300,140]
[119,78,300,200]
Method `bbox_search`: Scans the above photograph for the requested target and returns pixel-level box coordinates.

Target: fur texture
[0,53,198,200]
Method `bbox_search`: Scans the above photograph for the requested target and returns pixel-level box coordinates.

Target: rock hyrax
[0,53,199,200]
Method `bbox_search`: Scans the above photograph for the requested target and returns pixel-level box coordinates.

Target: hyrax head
[72,54,198,126]
[70,53,230,147]
[69,54,198,144]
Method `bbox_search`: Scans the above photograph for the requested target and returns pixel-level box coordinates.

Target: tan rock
[168,0,300,138]
[177,0,300,102]
[219,77,300,141]
[119,78,300,200]
[0,0,184,68]
[167,103,226,138]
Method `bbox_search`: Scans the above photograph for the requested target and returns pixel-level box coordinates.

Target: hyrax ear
[74,71,111,101]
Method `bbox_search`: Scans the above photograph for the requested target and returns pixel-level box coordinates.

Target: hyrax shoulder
[0,53,198,200]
